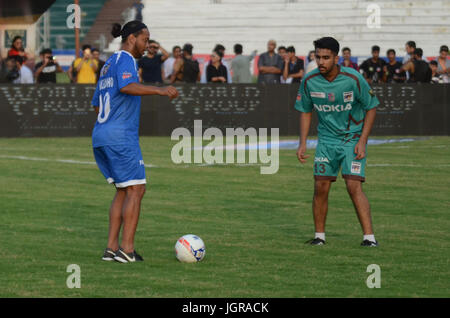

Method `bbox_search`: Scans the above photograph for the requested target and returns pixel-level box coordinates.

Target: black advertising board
[0,83,448,137]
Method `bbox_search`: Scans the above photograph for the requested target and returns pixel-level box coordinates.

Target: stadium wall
[0,84,448,137]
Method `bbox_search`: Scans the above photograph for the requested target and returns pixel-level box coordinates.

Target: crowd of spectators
[0,35,448,85]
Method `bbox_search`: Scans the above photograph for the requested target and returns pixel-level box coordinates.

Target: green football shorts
[313,142,367,182]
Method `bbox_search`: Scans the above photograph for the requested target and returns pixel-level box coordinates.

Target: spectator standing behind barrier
[403,40,416,81]
[201,44,232,83]
[403,40,416,65]
[7,36,28,62]
[231,43,256,83]
[8,56,33,83]
[429,61,442,83]
[359,45,386,84]
[34,48,63,83]
[68,45,98,84]
[282,46,304,83]
[206,50,228,83]
[305,50,317,74]
[138,40,169,83]
[277,46,287,83]
[340,47,358,71]
[258,39,283,84]
[92,48,106,83]
[382,49,406,83]
[171,43,200,83]
[163,45,181,83]
[401,48,431,83]
[435,45,449,83]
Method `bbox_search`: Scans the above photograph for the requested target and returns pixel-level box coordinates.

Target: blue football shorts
[93,144,146,188]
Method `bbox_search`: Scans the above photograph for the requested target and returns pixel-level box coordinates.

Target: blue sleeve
[116,54,139,90]
[91,82,100,107]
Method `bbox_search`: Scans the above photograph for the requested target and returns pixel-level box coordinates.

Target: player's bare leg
[345,179,374,235]
[313,180,333,233]
[120,184,146,253]
[107,188,126,251]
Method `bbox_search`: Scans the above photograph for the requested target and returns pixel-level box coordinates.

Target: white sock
[315,232,325,241]
[364,234,376,242]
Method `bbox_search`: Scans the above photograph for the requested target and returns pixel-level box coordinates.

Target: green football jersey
[295,65,379,145]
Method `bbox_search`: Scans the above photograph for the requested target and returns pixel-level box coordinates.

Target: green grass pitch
[0,136,449,297]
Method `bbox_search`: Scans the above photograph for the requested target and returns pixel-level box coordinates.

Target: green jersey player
[295,37,379,247]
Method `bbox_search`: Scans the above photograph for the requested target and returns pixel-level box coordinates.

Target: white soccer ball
[175,234,206,263]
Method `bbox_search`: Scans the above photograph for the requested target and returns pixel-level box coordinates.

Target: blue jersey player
[92,21,179,263]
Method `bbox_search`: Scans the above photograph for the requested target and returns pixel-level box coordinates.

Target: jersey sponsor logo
[99,77,114,90]
[343,91,354,102]
[122,71,132,80]
[297,93,301,101]
[139,160,145,166]
[327,93,335,102]
[351,161,362,174]
[100,64,110,77]
[314,157,329,163]
[314,103,352,112]
[310,91,325,98]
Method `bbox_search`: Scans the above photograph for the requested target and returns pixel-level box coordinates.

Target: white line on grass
[0,155,157,168]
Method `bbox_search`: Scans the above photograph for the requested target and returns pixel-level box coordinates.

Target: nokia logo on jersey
[99,77,114,90]
[314,103,352,112]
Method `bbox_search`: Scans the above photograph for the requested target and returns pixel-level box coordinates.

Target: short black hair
[342,47,351,53]
[214,44,225,52]
[278,46,286,52]
[91,48,99,53]
[286,46,295,53]
[414,48,423,57]
[82,44,91,51]
[40,48,53,55]
[172,45,181,52]
[440,45,449,53]
[406,41,416,48]
[430,60,438,66]
[313,37,340,55]
[183,43,193,55]
[386,49,396,56]
[234,43,243,54]
[372,45,380,52]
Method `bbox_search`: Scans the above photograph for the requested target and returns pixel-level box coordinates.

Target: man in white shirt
[163,45,181,83]
[12,56,33,84]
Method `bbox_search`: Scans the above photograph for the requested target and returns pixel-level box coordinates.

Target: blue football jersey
[91,50,141,147]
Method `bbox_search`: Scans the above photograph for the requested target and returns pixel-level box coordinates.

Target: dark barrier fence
[0,83,448,137]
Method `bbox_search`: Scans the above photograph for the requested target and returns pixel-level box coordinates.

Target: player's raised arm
[120,82,179,99]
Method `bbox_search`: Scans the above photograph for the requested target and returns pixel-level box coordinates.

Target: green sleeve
[358,74,379,110]
[294,77,313,113]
